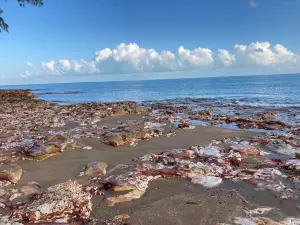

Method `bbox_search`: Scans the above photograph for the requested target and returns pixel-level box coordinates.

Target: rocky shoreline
[0,89,300,224]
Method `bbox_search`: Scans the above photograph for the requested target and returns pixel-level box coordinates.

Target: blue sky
[0,0,300,84]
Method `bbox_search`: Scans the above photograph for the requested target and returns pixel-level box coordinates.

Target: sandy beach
[18,115,256,187]
[0,90,300,224]
[16,116,300,225]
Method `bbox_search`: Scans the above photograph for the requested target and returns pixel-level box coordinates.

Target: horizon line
[0,72,299,87]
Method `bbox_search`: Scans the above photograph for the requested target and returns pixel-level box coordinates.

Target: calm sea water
[1,74,300,107]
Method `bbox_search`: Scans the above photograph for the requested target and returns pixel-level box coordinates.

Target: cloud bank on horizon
[21,41,300,78]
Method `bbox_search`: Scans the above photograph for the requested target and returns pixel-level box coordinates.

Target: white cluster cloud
[58,59,98,74]
[234,42,300,68]
[26,42,300,77]
[218,49,236,67]
[177,46,214,68]
[41,43,217,75]
[41,59,98,75]
[42,60,56,73]
[93,43,178,73]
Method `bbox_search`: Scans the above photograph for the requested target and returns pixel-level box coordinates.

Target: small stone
[0,188,6,197]
[79,162,107,177]
[285,159,300,171]
[0,164,22,184]
[103,133,125,147]
[20,182,41,197]
[177,123,195,130]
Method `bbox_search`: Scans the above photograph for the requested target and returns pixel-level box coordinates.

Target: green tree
[0,0,43,32]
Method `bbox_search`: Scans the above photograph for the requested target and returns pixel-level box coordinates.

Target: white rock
[282,217,300,224]
[37,203,53,214]
[190,176,222,188]
[263,144,300,156]
[234,217,256,225]
[231,141,252,150]
[285,159,300,171]
[246,207,273,215]
[200,146,221,158]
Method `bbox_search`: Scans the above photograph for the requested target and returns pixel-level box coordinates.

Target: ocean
[1,74,300,108]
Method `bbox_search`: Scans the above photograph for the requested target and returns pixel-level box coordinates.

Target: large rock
[0,89,36,100]
[103,171,157,206]
[11,180,92,223]
[25,144,61,161]
[255,111,278,120]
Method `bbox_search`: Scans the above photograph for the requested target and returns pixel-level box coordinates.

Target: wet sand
[18,115,257,188]
[14,115,300,224]
[2,90,300,224]
[15,114,281,225]
[91,178,300,225]
[93,179,252,225]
